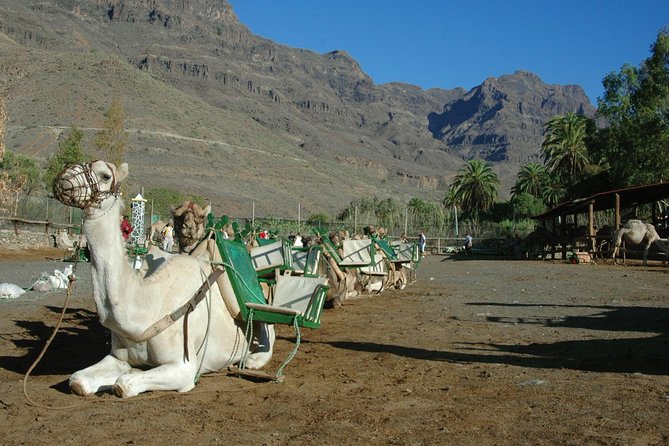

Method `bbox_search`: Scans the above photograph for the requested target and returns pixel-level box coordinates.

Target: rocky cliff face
[428,71,595,163]
[0,0,597,211]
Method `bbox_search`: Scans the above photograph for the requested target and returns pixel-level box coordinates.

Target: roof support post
[615,193,621,230]
[588,201,595,253]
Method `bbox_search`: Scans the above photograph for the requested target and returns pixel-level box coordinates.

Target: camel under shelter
[532,181,669,257]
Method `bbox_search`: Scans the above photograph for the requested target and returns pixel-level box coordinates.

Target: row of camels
[525,219,669,266]
[52,160,419,397]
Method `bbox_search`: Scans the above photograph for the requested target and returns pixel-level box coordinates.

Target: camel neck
[83,198,139,329]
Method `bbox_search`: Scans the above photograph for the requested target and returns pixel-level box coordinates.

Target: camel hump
[623,219,645,228]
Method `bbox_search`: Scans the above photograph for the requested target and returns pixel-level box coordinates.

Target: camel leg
[112,361,199,398]
[643,240,652,266]
[396,268,407,290]
[623,241,627,265]
[69,354,132,396]
[612,230,625,265]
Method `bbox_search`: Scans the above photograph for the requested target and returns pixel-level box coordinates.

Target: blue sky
[230,1,668,104]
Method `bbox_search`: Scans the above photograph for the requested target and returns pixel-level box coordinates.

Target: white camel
[612,219,669,266]
[53,160,274,398]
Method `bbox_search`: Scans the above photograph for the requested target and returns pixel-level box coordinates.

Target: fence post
[354,207,357,235]
[404,207,408,236]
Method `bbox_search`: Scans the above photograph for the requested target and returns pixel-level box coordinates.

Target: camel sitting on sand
[612,219,669,266]
[171,201,211,253]
[53,160,274,397]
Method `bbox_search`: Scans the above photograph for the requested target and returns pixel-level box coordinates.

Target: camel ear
[203,204,211,216]
[170,205,180,217]
[117,163,129,183]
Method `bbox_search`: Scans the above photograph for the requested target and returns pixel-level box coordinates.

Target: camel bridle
[53,161,120,209]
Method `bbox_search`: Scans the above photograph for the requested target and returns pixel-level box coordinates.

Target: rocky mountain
[0,0,596,218]
[428,72,594,163]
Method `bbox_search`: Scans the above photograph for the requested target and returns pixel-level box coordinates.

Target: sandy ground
[1,247,668,445]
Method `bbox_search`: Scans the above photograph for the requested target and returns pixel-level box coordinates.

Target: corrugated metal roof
[533,182,669,220]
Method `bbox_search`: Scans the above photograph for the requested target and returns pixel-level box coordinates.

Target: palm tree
[407,197,430,232]
[375,197,402,228]
[541,113,590,184]
[541,173,566,207]
[511,162,548,198]
[442,185,460,236]
[451,159,499,220]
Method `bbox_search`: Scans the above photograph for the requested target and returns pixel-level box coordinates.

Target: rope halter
[53,161,120,209]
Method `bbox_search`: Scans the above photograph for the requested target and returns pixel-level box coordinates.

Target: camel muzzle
[53,162,119,209]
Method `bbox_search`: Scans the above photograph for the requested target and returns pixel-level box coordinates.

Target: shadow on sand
[0,305,109,377]
[326,302,669,375]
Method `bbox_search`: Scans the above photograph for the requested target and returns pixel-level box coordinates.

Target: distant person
[418,231,426,257]
[463,233,473,255]
[400,232,408,243]
[120,215,133,242]
[162,222,174,252]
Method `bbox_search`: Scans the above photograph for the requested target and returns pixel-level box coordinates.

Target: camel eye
[100,173,112,181]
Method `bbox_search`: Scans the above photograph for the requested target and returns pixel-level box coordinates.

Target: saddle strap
[130,268,224,346]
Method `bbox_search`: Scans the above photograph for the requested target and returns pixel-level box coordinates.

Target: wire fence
[0,191,534,253]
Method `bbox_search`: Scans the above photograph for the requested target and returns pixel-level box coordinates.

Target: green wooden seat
[249,238,293,278]
[213,236,328,380]
[339,239,377,267]
[372,236,402,263]
[390,240,422,267]
[317,233,388,277]
[291,245,323,276]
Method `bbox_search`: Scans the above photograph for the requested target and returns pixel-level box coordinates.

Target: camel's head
[302,235,319,247]
[330,230,349,246]
[171,201,211,252]
[53,161,128,210]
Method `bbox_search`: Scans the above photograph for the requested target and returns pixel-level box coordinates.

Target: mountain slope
[0,0,596,217]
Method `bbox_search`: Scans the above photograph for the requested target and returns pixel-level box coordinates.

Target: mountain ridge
[0,0,596,218]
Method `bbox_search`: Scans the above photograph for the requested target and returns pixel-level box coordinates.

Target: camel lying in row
[319,229,413,306]
[148,201,211,252]
[171,201,211,253]
[54,161,274,397]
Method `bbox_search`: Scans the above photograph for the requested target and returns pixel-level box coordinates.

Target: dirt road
[1,251,668,445]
